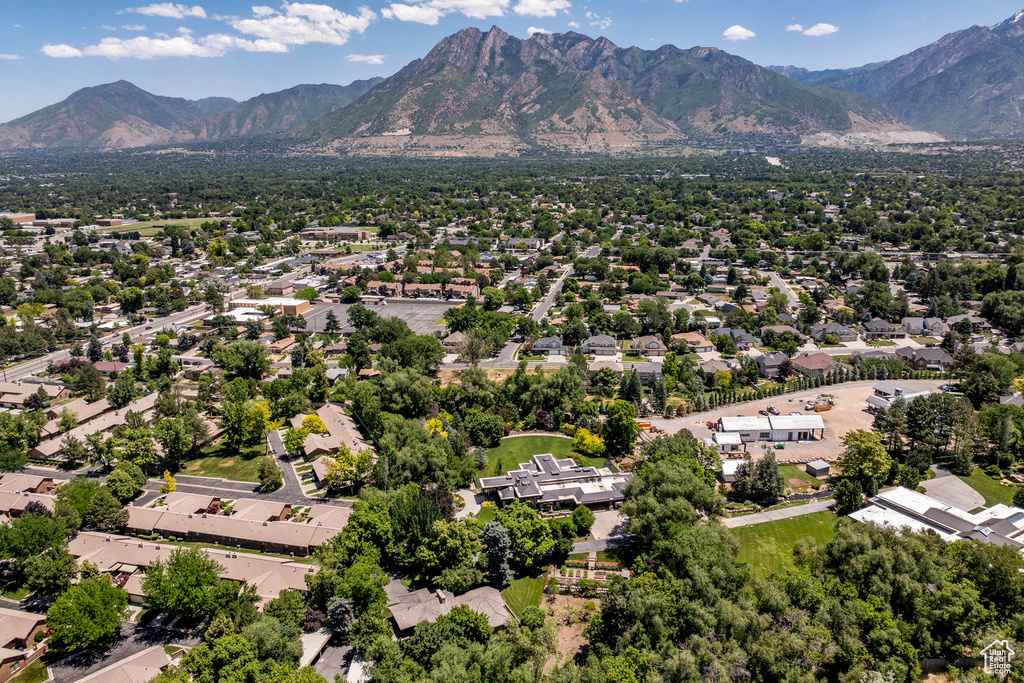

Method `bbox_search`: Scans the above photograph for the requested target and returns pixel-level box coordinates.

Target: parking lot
[304,301,456,336]
[649,379,947,461]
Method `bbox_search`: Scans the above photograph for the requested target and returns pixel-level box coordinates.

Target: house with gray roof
[756,351,788,378]
[533,336,564,356]
[479,453,630,512]
[581,334,617,356]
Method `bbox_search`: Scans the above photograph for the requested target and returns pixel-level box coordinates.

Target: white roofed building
[717,414,825,443]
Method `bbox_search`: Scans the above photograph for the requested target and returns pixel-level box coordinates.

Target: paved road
[765,270,800,310]
[532,266,574,323]
[572,535,635,553]
[722,498,835,528]
[48,622,201,683]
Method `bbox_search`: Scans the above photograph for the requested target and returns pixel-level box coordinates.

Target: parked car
[767,406,780,415]
[758,410,769,416]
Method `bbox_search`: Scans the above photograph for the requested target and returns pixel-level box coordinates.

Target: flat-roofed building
[229,297,310,316]
[479,453,630,512]
[717,414,825,442]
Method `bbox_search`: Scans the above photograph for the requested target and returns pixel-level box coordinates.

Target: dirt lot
[542,594,601,672]
[649,379,946,462]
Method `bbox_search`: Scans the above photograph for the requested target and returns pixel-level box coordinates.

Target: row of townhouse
[362,280,481,299]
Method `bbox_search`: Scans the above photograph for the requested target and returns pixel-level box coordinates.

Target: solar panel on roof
[1008,512,1024,524]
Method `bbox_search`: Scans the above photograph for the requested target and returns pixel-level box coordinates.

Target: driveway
[722,498,834,528]
[920,465,986,511]
[589,511,629,540]
[454,488,482,519]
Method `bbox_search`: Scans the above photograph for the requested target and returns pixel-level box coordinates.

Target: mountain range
[768,10,1024,138]
[0,78,381,150]
[9,10,1024,154]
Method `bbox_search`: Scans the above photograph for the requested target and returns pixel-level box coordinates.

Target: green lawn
[501,575,546,620]
[485,435,600,477]
[163,645,183,655]
[912,336,940,345]
[622,354,645,363]
[730,511,838,575]
[867,340,897,347]
[471,506,497,524]
[779,465,821,490]
[9,659,48,683]
[0,586,30,600]
[180,440,264,482]
[959,467,1020,507]
[109,217,211,232]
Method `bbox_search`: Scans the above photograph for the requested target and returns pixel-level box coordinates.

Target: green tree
[105,468,140,503]
[143,547,224,615]
[604,400,640,457]
[839,429,893,481]
[24,546,78,596]
[86,487,128,531]
[47,576,129,652]
[834,478,863,515]
[496,500,554,572]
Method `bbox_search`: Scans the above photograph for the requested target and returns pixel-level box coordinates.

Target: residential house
[76,646,179,683]
[756,351,788,378]
[405,283,443,298]
[581,335,617,356]
[265,279,294,297]
[760,325,804,341]
[0,608,48,683]
[627,362,663,384]
[366,280,402,297]
[533,336,564,356]
[447,283,480,299]
[901,317,925,335]
[442,331,466,351]
[629,335,668,357]
[790,353,841,378]
[671,332,713,353]
[923,317,950,335]
[946,314,991,331]
[714,328,760,351]
[93,361,131,376]
[895,347,954,371]
[865,381,931,410]
[390,586,511,636]
[810,322,858,343]
[698,359,732,380]
[479,453,631,511]
[862,318,907,340]
[289,403,371,460]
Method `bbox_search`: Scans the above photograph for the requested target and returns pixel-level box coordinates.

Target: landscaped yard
[501,575,546,620]
[484,435,602,477]
[0,585,30,600]
[868,340,897,347]
[912,336,941,345]
[730,511,837,575]
[9,659,48,683]
[959,467,1020,507]
[180,440,264,482]
[779,465,822,490]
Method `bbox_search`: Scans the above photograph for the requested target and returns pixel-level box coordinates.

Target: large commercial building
[228,297,310,316]
[716,414,825,443]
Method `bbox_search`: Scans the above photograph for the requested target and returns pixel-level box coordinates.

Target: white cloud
[527,26,550,34]
[127,3,207,19]
[585,10,610,30]
[123,24,148,30]
[383,0,508,24]
[346,53,385,64]
[514,0,570,19]
[785,24,802,32]
[567,20,578,28]
[0,53,23,60]
[381,3,443,24]
[101,24,118,31]
[251,5,278,17]
[802,22,838,36]
[230,2,376,45]
[722,24,755,41]
[43,33,288,59]
[41,44,84,58]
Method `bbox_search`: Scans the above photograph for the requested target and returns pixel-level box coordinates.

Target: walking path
[722,498,834,528]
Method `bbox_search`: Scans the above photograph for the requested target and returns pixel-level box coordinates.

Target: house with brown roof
[76,645,180,683]
[389,586,511,636]
[790,353,841,378]
[447,283,480,299]
[629,335,668,357]
[366,280,402,297]
[406,283,443,298]
[671,332,713,353]
[0,608,48,683]
[289,403,372,460]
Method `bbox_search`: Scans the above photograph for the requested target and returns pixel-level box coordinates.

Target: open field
[484,434,605,477]
[959,467,1021,507]
[181,440,264,482]
[502,575,545,620]
[730,510,837,574]
[780,464,822,489]
[106,217,211,232]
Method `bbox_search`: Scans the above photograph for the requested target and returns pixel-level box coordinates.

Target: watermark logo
[982,639,1015,676]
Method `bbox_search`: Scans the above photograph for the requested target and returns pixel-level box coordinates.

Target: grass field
[180,440,264,483]
[501,575,546,620]
[912,336,941,345]
[471,506,497,524]
[485,435,600,477]
[108,217,211,233]
[9,659,48,683]
[730,511,837,575]
[779,465,821,490]
[867,340,897,347]
[959,467,1020,507]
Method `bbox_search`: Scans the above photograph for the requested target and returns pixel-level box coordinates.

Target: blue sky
[1,1,1022,122]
